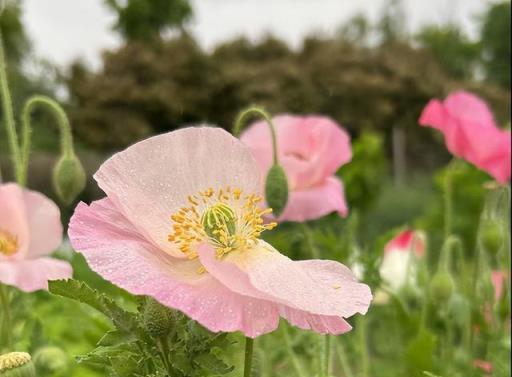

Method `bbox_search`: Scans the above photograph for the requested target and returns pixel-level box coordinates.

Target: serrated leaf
[98,330,138,347]
[49,279,138,332]
[195,353,234,375]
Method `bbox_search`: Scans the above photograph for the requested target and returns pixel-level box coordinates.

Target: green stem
[243,337,254,377]
[233,106,279,165]
[157,337,171,373]
[335,340,355,377]
[19,95,75,185]
[0,28,22,184]
[357,316,369,377]
[280,324,308,377]
[443,162,455,239]
[0,284,12,350]
[321,335,331,377]
[301,223,320,259]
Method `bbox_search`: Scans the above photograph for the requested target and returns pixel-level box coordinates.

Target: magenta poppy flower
[0,183,72,292]
[240,115,352,222]
[419,91,511,183]
[69,127,371,338]
[379,230,426,292]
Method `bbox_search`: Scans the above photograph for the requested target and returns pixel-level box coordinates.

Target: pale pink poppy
[473,359,493,374]
[0,183,71,292]
[69,127,371,338]
[240,115,352,222]
[419,91,511,183]
[380,230,426,292]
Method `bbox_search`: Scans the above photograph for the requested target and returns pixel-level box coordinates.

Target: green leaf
[195,353,234,375]
[405,329,437,376]
[98,330,138,347]
[49,279,138,333]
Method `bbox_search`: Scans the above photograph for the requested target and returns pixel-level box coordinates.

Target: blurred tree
[0,0,29,64]
[416,24,480,80]
[103,0,193,42]
[377,0,407,44]
[339,13,371,45]
[480,1,511,88]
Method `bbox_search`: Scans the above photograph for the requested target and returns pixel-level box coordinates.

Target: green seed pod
[0,352,36,377]
[142,297,175,338]
[480,220,503,256]
[265,164,289,217]
[33,346,69,376]
[52,153,86,205]
[429,271,455,304]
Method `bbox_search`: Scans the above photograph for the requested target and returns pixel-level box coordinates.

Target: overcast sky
[22,0,490,70]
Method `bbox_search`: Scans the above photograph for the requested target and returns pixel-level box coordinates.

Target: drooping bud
[265,164,288,217]
[429,272,455,304]
[0,352,36,377]
[480,220,503,256]
[52,153,86,205]
[33,346,69,376]
[201,203,237,242]
[142,296,176,338]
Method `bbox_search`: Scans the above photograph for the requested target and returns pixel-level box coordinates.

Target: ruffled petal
[278,177,348,222]
[279,307,352,335]
[24,190,63,258]
[69,198,279,338]
[198,240,372,318]
[0,257,72,292]
[94,127,260,257]
[0,183,29,258]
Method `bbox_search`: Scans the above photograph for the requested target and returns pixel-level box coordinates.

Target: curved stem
[243,337,254,377]
[0,28,22,183]
[233,106,279,165]
[280,324,308,377]
[0,284,12,350]
[20,95,75,185]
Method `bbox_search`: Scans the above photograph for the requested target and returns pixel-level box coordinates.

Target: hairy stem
[0,284,12,350]
[243,337,254,377]
[233,106,279,165]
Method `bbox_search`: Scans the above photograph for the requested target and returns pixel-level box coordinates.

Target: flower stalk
[243,337,254,377]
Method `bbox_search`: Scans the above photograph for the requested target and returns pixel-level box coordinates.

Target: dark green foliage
[104,0,193,42]
[49,279,234,377]
[480,1,511,87]
[416,25,480,80]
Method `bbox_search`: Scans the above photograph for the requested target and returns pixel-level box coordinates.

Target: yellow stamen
[0,230,18,256]
[168,187,276,261]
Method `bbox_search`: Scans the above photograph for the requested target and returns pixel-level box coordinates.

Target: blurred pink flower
[69,127,371,338]
[240,115,352,222]
[473,359,493,374]
[380,229,426,292]
[491,270,507,301]
[0,183,71,292]
[419,90,511,183]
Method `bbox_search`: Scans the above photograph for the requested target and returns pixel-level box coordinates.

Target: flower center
[0,230,18,256]
[168,187,277,259]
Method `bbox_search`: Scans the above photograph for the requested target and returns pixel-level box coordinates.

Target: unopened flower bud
[33,346,69,375]
[430,272,455,304]
[142,297,175,338]
[0,352,35,377]
[52,153,86,205]
[265,164,288,217]
[480,220,503,256]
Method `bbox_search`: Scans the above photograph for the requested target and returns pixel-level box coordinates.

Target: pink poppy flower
[419,90,511,183]
[0,183,71,292]
[473,359,493,374]
[380,230,426,292]
[240,115,352,222]
[69,127,371,338]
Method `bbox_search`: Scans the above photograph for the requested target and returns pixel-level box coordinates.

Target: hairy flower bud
[33,346,69,376]
[0,352,35,377]
[265,164,288,217]
[429,272,455,304]
[52,153,86,205]
[480,220,503,256]
[142,297,175,338]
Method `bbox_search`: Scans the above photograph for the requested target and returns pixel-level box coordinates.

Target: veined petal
[198,240,372,318]
[94,127,261,257]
